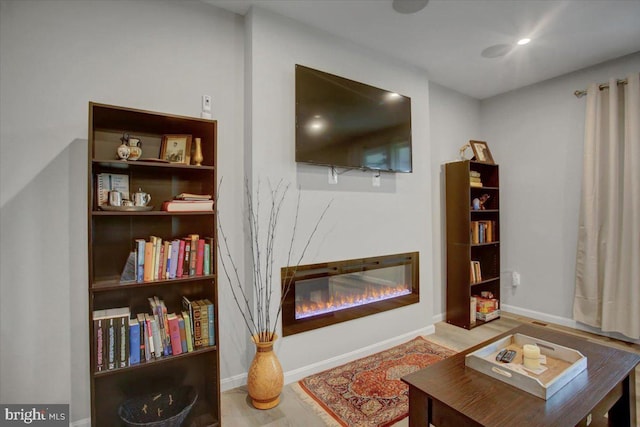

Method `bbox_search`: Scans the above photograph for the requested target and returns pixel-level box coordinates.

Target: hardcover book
[169,240,180,279]
[182,311,194,352]
[92,310,108,372]
[161,200,214,212]
[135,239,146,282]
[129,317,140,365]
[188,235,199,276]
[167,314,183,356]
[199,300,209,347]
[192,300,203,348]
[144,314,155,359]
[143,242,154,282]
[176,240,186,278]
[178,315,188,353]
[106,317,117,370]
[204,299,215,346]
[196,239,205,276]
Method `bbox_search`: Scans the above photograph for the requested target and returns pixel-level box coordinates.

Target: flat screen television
[295,64,412,173]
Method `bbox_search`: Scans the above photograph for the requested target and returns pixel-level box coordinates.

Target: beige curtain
[573,73,640,339]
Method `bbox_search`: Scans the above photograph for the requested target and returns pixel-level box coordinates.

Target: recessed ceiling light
[517,38,531,46]
[392,0,429,14]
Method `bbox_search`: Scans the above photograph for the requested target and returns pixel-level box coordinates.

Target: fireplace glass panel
[295,265,412,319]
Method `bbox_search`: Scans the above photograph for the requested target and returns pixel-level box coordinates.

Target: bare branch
[218,176,331,343]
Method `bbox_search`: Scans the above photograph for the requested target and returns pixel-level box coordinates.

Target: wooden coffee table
[402,324,640,426]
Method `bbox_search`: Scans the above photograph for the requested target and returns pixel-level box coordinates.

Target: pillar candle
[523,344,541,369]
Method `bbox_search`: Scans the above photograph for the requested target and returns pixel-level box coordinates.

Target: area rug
[296,336,456,427]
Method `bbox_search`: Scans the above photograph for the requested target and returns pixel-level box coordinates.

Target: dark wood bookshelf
[445,160,500,329]
[87,103,220,426]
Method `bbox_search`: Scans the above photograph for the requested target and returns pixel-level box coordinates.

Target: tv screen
[295,65,412,173]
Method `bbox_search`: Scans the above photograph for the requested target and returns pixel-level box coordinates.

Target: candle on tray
[523,344,541,370]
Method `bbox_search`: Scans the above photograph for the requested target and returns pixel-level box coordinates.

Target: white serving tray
[465,333,587,400]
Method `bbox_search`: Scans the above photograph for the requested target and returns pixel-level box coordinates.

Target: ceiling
[203,0,640,99]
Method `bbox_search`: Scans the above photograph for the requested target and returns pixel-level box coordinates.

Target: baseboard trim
[501,304,640,344]
[221,325,436,391]
[70,417,91,427]
[221,372,248,392]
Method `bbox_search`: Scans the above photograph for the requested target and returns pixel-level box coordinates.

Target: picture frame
[160,134,192,164]
[469,140,495,164]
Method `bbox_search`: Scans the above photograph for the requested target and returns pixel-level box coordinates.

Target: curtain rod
[574,78,628,98]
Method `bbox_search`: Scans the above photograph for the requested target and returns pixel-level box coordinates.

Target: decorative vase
[116,142,130,161]
[128,137,142,161]
[247,333,283,410]
[192,137,203,166]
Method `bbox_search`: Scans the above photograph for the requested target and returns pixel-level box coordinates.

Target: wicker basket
[118,385,198,427]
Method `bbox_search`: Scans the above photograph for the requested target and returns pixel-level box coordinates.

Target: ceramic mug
[132,190,151,207]
[109,191,123,206]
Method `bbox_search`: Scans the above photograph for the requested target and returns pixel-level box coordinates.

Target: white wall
[480,52,640,328]
[0,0,245,423]
[243,7,435,378]
[428,83,481,318]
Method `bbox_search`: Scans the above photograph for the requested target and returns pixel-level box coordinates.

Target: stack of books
[162,193,214,212]
[470,170,482,187]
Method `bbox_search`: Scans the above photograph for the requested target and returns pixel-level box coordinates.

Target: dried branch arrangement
[217,178,331,343]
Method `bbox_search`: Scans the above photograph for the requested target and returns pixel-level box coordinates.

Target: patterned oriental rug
[296,336,456,427]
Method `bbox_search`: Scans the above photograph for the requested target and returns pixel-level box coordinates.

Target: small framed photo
[469,140,495,164]
[160,134,192,164]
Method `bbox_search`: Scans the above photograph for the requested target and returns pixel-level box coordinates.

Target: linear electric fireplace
[281,252,419,336]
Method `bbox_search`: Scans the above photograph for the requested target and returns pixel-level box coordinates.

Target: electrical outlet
[512,271,521,287]
[202,95,212,112]
[372,173,381,187]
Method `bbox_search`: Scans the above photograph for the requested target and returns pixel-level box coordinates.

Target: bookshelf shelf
[93,159,215,171]
[88,103,220,426]
[93,345,218,378]
[470,277,500,287]
[471,241,500,247]
[445,160,500,330]
[92,210,215,216]
[91,274,217,292]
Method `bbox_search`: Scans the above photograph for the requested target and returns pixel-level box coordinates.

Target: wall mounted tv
[295,64,412,173]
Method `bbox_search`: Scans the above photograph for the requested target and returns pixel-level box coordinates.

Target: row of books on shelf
[131,234,213,282]
[470,220,496,244]
[93,296,214,372]
[470,293,500,323]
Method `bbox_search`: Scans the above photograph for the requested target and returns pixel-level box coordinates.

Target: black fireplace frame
[281,252,419,336]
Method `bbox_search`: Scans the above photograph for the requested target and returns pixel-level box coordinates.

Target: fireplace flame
[295,284,412,319]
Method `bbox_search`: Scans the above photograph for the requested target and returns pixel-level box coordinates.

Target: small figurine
[472,194,491,210]
[478,194,490,210]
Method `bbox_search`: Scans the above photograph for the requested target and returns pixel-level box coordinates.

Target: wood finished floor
[221,312,640,426]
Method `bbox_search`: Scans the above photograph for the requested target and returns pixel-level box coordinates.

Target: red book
[196,239,205,276]
[176,240,186,278]
[167,314,183,356]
